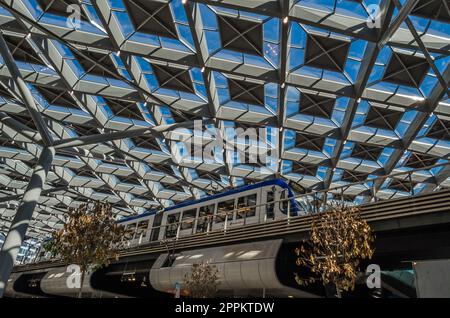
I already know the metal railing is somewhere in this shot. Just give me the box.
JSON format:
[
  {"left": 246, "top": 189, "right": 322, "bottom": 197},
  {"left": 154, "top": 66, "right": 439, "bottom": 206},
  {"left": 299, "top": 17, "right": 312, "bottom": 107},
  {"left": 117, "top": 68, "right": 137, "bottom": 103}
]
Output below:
[
  {"left": 122, "top": 205, "right": 267, "bottom": 248},
  {"left": 34, "top": 161, "right": 450, "bottom": 258},
  {"left": 24, "top": 183, "right": 450, "bottom": 267},
  {"left": 119, "top": 161, "right": 450, "bottom": 248}
]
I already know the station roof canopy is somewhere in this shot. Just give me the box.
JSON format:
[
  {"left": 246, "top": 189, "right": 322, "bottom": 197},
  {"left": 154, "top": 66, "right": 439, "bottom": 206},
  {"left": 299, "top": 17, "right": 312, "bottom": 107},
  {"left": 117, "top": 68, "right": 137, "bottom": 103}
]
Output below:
[{"left": 0, "top": 0, "right": 449, "bottom": 239}]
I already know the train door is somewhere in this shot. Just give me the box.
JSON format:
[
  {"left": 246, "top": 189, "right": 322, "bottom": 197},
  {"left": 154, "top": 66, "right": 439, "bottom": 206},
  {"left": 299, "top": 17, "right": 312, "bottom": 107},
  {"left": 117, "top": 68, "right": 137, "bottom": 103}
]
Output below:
[
  {"left": 196, "top": 204, "right": 215, "bottom": 233},
  {"left": 262, "top": 188, "right": 276, "bottom": 221},
  {"left": 162, "top": 212, "right": 181, "bottom": 239},
  {"left": 277, "top": 188, "right": 291, "bottom": 218},
  {"left": 123, "top": 222, "right": 137, "bottom": 247},
  {"left": 234, "top": 193, "right": 258, "bottom": 226},
  {"left": 134, "top": 219, "right": 150, "bottom": 245},
  {"left": 212, "top": 198, "right": 235, "bottom": 231},
  {"left": 151, "top": 212, "right": 163, "bottom": 241},
  {"left": 179, "top": 208, "right": 197, "bottom": 237}
]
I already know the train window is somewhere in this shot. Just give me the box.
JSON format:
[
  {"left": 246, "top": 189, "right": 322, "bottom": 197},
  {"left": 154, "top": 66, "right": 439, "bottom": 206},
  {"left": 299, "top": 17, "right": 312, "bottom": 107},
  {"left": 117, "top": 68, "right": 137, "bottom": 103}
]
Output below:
[
  {"left": 116, "top": 224, "right": 123, "bottom": 242},
  {"left": 197, "top": 204, "right": 215, "bottom": 232},
  {"left": 216, "top": 199, "right": 234, "bottom": 223},
  {"left": 266, "top": 191, "right": 275, "bottom": 219},
  {"left": 165, "top": 213, "right": 180, "bottom": 238},
  {"left": 281, "top": 189, "right": 289, "bottom": 212},
  {"left": 135, "top": 220, "right": 149, "bottom": 239},
  {"left": 236, "top": 194, "right": 257, "bottom": 219},
  {"left": 199, "top": 204, "right": 215, "bottom": 217},
  {"left": 181, "top": 209, "right": 197, "bottom": 230},
  {"left": 150, "top": 212, "right": 163, "bottom": 241},
  {"left": 124, "top": 223, "right": 136, "bottom": 240},
  {"left": 167, "top": 213, "right": 180, "bottom": 224}
]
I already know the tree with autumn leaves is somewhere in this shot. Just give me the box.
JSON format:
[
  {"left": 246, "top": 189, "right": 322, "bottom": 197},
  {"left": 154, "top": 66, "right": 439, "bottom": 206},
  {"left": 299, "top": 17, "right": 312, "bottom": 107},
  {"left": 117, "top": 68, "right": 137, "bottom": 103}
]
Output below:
[
  {"left": 44, "top": 202, "right": 125, "bottom": 298},
  {"left": 295, "top": 204, "right": 374, "bottom": 297},
  {"left": 183, "top": 260, "right": 220, "bottom": 298}
]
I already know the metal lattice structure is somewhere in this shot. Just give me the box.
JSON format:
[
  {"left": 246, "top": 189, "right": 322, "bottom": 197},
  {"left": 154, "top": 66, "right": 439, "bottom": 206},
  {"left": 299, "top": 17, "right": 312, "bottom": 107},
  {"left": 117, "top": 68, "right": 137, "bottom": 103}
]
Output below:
[{"left": 0, "top": 0, "right": 449, "bottom": 239}]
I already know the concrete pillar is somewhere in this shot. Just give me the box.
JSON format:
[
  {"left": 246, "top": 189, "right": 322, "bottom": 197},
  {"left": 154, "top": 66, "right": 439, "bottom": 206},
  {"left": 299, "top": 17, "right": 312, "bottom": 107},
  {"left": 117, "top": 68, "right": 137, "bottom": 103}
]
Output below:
[
  {"left": 0, "top": 147, "right": 54, "bottom": 297},
  {"left": 413, "top": 259, "right": 450, "bottom": 298}
]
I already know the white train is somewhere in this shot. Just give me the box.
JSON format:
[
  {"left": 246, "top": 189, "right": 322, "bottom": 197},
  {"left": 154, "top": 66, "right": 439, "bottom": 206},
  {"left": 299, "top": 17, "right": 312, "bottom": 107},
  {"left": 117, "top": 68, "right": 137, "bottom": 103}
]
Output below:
[
  {"left": 7, "top": 180, "right": 315, "bottom": 298},
  {"left": 117, "top": 179, "right": 302, "bottom": 246},
  {"left": 6, "top": 239, "right": 317, "bottom": 298}
]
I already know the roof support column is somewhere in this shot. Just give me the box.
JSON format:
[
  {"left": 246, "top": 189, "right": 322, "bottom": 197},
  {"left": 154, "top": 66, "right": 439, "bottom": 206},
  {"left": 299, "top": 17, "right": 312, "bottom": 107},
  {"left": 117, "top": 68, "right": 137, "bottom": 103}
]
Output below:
[
  {"left": 0, "top": 32, "right": 53, "bottom": 146},
  {"left": 0, "top": 112, "right": 42, "bottom": 145},
  {"left": 0, "top": 146, "right": 54, "bottom": 298}
]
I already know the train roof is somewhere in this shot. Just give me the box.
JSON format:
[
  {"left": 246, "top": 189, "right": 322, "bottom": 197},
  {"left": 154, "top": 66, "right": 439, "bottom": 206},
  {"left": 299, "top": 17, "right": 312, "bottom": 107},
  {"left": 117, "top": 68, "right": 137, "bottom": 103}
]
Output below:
[{"left": 117, "top": 178, "right": 293, "bottom": 224}]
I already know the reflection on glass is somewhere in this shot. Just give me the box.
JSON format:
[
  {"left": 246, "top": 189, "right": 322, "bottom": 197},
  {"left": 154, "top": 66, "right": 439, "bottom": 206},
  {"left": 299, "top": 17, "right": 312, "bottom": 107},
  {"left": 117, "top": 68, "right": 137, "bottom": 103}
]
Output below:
[
  {"left": 236, "top": 194, "right": 257, "bottom": 219},
  {"left": 280, "top": 189, "right": 289, "bottom": 212},
  {"left": 181, "top": 209, "right": 197, "bottom": 230},
  {"left": 165, "top": 213, "right": 180, "bottom": 238},
  {"left": 197, "top": 204, "right": 215, "bottom": 232},
  {"left": 135, "top": 220, "right": 149, "bottom": 239},
  {"left": 124, "top": 223, "right": 136, "bottom": 241},
  {"left": 267, "top": 191, "right": 275, "bottom": 219},
  {"left": 216, "top": 199, "right": 234, "bottom": 223}
]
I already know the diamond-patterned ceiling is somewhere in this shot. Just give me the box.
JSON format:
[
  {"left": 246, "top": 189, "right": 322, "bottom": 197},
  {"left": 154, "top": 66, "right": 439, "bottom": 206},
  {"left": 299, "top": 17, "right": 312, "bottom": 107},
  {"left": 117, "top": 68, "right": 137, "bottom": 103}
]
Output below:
[{"left": 0, "top": 0, "right": 449, "bottom": 239}]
